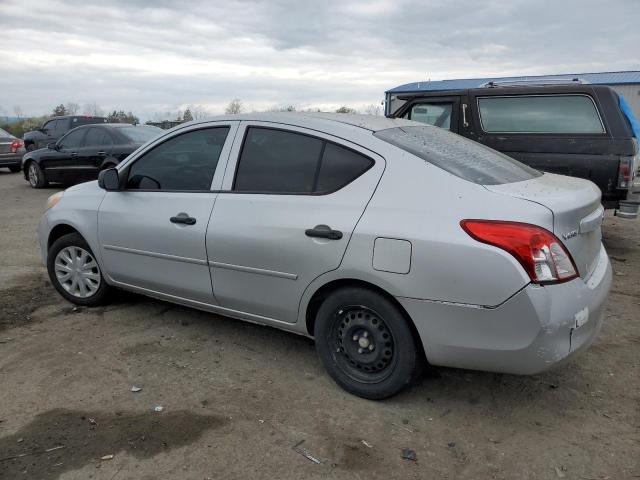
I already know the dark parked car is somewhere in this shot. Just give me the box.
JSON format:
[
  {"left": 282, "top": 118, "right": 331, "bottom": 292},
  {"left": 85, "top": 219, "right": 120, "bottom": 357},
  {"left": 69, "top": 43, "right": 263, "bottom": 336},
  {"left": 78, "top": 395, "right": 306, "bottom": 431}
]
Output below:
[
  {"left": 23, "top": 115, "right": 108, "bottom": 151},
  {"left": 22, "top": 123, "right": 163, "bottom": 188},
  {"left": 385, "top": 81, "right": 640, "bottom": 217},
  {"left": 0, "top": 127, "right": 26, "bottom": 172}
]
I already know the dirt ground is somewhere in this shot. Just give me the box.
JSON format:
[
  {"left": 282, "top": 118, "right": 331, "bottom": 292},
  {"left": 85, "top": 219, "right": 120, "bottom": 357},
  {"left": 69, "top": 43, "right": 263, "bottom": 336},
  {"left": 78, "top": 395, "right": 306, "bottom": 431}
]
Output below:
[{"left": 0, "top": 170, "right": 638, "bottom": 480}]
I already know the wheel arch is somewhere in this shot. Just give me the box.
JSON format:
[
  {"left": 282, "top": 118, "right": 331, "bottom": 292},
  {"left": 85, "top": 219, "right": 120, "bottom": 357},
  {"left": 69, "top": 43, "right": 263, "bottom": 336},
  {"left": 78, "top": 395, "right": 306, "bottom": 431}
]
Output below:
[
  {"left": 303, "top": 277, "right": 426, "bottom": 361},
  {"left": 48, "top": 223, "right": 81, "bottom": 250}
]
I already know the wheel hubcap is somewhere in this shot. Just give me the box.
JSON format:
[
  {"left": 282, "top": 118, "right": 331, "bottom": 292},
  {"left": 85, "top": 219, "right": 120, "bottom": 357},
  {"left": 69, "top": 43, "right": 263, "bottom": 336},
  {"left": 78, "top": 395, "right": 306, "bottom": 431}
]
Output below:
[
  {"left": 29, "top": 164, "right": 38, "bottom": 186},
  {"left": 330, "top": 306, "right": 395, "bottom": 382},
  {"left": 54, "top": 246, "right": 101, "bottom": 298}
]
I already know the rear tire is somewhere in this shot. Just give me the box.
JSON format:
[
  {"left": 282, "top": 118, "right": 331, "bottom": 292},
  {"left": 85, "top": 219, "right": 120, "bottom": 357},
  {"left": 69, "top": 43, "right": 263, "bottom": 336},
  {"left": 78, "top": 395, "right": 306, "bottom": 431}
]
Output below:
[
  {"left": 314, "top": 287, "right": 422, "bottom": 399},
  {"left": 27, "top": 162, "right": 47, "bottom": 188},
  {"left": 8, "top": 165, "right": 21, "bottom": 173},
  {"left": 47, "top": 232, "right": 111, "bottom": 306}
]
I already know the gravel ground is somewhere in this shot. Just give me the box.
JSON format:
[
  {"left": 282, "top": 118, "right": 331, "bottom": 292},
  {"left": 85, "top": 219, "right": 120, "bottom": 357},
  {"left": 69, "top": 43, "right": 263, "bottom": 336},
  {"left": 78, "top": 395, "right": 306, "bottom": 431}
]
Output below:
[{"left": 0, "top": 170, "right": 638, "bottom": 480}]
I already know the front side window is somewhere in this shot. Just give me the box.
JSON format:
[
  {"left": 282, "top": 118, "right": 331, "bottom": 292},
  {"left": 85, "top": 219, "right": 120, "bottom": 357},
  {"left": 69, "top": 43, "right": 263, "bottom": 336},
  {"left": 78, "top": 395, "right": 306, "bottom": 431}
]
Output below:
[
  {"left": 406, "top": 103, "right": 452, "bottom": 129},
  {"left": 233, "top": 127, "right": 374, "bottom": 194},
  {"left": 374, "top": 125, "right": 541, "bottom": 185},
  {"left": 84, "top": 127, "right": 113, "bottom": 146},
  {"left": 477, "top": 95, "right": 605, "bottom": 134},
  {"left": 126, "top": 127, "right": 230, "bottom": 191},
  {"left": 58, "top": 129, "right": 86, "bottom": 149},
  {"left": 52, "top": 120, "right": 68, "bottom": 137},
  {"left": 43, "top": 120, "right": 57, "bottom": 136}
]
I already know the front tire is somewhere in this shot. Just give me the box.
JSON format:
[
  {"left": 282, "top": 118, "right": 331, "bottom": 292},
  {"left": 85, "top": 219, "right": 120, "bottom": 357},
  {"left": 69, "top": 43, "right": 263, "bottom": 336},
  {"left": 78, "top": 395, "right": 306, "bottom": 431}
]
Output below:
[
  {"left": 314, "top": 287, "right": 422, "bottom": 399},
  {"left": 27, "top": 162, "right": 48, "bottom": 188},
  {"left": 47, "top": 233, "right": 111, "bottom": 306}
]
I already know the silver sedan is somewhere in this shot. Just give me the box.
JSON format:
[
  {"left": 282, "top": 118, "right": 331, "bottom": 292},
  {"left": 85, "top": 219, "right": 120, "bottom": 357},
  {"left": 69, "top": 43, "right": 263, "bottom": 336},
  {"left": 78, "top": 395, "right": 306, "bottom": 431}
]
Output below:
[{"left": 37, "top": 113, "right": 612, "bottom": 399}]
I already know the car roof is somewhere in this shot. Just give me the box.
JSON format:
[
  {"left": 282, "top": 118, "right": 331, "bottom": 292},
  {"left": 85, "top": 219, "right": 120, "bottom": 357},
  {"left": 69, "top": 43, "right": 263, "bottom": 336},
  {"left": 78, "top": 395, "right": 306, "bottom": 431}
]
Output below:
[{"left": 181, "top": 112, "right": 418, "bottom": 133}]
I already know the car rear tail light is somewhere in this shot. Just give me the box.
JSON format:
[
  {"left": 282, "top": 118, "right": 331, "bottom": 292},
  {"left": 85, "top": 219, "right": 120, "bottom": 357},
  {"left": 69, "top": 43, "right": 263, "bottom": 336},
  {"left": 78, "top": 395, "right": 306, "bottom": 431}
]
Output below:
[
  {"left": 10, "top": 139, "right": 24, "bottom": 153},
  {"left": 460, "top": 220, "right": 578, "bottom": 284}
]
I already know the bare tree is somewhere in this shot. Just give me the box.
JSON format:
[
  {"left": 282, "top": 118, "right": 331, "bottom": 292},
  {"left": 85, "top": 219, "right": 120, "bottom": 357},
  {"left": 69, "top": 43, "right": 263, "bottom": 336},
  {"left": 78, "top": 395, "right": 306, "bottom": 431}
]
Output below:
[
  {"left": 364, "top": 104, "right": 382, "bottom": 116},
  {"left": 65, "top": 102, "right": 80, "bottom": 115},
  {"left": 83, "top": 101, "right": 104, "bottom": 117},
  {"left": 225, "top": 99, "right": 243, "bottom": 115},
  {"left": 13, "top": 105, "right": 23, "bottom": 120},
  {"left": 191, "top": 105, "right": 207, "bottom": 120}
]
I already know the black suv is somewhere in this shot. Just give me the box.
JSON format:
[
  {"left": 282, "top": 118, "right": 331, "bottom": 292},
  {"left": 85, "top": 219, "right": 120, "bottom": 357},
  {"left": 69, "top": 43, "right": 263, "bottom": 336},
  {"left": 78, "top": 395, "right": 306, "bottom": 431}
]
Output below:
[
  {"left": 386, "top": 82, "right": 639, "bottom": 216},
  {"left": 23, "top": 115, "right": 108, "bottom": 151}
]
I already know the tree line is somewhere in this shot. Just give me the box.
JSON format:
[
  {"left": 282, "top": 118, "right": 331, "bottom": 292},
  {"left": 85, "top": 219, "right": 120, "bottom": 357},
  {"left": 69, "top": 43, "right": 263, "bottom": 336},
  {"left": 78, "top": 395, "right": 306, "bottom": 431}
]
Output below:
[{"left": 1, "top": 100, "right": 382, "bottom": 137}]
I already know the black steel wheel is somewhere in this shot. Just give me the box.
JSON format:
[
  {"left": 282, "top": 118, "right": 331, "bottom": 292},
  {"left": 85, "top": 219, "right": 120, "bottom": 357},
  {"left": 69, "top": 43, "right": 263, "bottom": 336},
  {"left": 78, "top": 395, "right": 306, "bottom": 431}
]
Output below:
[{"left": 315, "top": 287, "right": 422, "bottom": 399}]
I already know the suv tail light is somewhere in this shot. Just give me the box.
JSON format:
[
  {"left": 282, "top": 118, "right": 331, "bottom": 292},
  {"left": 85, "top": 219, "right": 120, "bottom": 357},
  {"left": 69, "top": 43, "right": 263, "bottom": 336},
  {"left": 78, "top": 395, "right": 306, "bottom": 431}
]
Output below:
[
  {"left": 460, "top": 220, "right": 578, "bottom": 284},
  {"left": 618, "top": 156, "right": 634, "bottom": 189},
  {"left": 10, "top": 139, "right": 24, "bottom": 153}
]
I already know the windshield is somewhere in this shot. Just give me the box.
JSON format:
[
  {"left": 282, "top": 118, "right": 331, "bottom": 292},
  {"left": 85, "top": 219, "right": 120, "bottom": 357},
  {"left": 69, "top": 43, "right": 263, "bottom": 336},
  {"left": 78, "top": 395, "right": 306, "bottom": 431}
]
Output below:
[
  {"left": 118, "top": 126, "right": 163, "bottom": 143},
  {"left": 374, "top": 125, "right": 541, "bottom": 185}
]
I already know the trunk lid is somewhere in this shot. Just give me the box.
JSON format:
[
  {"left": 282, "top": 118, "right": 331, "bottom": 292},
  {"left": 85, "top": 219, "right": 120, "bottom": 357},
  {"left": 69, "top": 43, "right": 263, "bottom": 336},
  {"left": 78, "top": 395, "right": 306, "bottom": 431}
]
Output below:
[
  {"left": 0, "top": 137, "right": 12, "bottom": 154},
  {"left": 485, "top": 173, "right": 603, "bottom": 279}
]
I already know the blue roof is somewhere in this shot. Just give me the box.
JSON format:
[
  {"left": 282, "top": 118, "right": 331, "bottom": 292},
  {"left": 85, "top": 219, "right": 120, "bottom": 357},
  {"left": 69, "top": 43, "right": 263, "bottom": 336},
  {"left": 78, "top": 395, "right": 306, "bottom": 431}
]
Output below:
[{"left": 387, "top": 71, "right": 640, "bottom": 94}]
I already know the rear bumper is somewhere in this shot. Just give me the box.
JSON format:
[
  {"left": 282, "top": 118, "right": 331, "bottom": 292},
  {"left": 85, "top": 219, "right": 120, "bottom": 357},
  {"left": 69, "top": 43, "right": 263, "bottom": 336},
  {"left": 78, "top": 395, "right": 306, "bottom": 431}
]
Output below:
[
  {"left": 0, "top": 152, "right": 23, "bottom": 166},
  {"left": 398, "top": 245, "right": 612, "bottom": 374}
]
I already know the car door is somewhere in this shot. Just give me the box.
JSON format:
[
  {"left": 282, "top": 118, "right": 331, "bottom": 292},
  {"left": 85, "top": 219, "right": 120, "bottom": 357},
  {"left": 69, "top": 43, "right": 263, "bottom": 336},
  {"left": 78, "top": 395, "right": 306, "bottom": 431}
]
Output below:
[
  {"left": 97, "top": 122, "right": 238, "bottom": 304},
  {"left": 81, "top": 127, "right": 115, "bottom": 173},
  {"left": 40, "top": 128, "right": 88, "bottom": 181},
  {"left": 206, "top": 122, "right": 385, "bottom": 323}
]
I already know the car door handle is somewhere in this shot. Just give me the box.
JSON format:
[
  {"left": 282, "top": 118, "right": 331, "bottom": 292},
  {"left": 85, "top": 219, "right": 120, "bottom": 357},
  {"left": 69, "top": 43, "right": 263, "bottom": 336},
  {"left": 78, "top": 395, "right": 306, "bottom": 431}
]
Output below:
[
  {"left": 170, "top": 213, "right": 196, "bottom": 225},
  {"left": 97, "top": 151, "right": 107, "bottom": 156},
  {"left": 70, "top": 152, "right": 77, "bottom": 157},
  {"left": 305, "top": 224, "right": 343, "bottom": 240}
]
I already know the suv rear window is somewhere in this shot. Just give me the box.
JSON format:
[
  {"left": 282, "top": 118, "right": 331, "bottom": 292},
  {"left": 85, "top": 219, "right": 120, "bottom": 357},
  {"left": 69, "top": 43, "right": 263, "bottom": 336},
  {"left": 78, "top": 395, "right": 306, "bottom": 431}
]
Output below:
[
  {"left": 374, "top": 125, "right": 541, "bottom": 185},
  {"left": 477, "top": 95, "right": 604, "bottom": 134}
]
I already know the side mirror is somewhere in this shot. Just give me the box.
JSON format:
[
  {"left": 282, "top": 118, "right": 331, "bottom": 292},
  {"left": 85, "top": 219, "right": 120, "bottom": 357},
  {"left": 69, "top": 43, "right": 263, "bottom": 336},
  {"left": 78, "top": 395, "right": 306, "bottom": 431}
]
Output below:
[
  {"left": 98, "top": 168, "right": 120, "bottom": 191},
  {"left": 46, "top": 142, "right": 56, "bottom": 150}
]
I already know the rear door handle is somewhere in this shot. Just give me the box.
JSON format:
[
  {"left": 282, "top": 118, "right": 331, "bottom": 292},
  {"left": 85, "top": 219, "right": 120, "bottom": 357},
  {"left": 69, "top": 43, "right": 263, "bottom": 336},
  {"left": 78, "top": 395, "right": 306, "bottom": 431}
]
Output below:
[
  {"left": 305, "top": 224, "right": 343, "bottom": 240},
  {"left": 170, "top": 213, "right": 196, "bottom": 225},
  {"left": 97, "top": 151, "right": 107, "bottom": 156},
  {"left": 70, "top": 152, "right": 77, "bottom": 157}
]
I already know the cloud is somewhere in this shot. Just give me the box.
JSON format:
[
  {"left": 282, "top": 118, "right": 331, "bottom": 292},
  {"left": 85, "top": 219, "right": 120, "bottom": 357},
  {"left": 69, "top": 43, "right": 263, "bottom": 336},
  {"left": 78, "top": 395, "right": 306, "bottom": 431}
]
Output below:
[{"left": 0, "top": 0, "right": 638, "bottom": 120}]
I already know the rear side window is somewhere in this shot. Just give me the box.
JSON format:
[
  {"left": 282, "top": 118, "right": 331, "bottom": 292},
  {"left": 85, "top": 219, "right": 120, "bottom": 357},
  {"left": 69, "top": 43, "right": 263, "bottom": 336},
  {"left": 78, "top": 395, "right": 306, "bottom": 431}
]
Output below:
[
  {"left": 406, "top": 103, "right": 452, "bottom": 129},
  {"left": 374, "top": 126, "right": 541, "bottom": 185},
  {"left": 234, "top": 127, "right": 373, "bottom": 194},
  {"left": 127, "top": 127, "right": 229, "bottom": 191},
  {"left": 84, "top": 127, "right": 112, "bottom": 146},
  {"left": 316, "top": 143, "right": 373, "bottom": 192},
  {"left": 477, "top": 95, "right": 604, "bottom": 134}
]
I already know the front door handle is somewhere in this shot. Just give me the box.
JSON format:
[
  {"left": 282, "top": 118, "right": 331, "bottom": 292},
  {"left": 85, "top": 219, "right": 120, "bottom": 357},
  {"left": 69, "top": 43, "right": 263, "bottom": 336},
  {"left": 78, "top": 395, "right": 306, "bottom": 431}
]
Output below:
[
  {"left": 305, "top": 224, "right": 343, "bottom": 240},
  {"left": 70, "top": 152, "right": 77, "bottom": 157},
  {"left": 170, "top": 213, "right": 196, "bottom": 225},
  {"left": 97, "top": 151, "right": 107, "bottom": 156}
]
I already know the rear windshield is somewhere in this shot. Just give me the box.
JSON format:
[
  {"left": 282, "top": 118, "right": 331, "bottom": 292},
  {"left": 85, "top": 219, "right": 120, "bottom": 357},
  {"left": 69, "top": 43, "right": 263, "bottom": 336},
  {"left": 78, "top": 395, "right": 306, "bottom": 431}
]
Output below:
[
  {"left": 374, "top": 125, "right": 541, "bottom": 185},
  {"left": 0, "top": 127, "right": 12, "bottom": 137},
  {"left": 118, "top": 126, "right": 163, "bottom": 143}
]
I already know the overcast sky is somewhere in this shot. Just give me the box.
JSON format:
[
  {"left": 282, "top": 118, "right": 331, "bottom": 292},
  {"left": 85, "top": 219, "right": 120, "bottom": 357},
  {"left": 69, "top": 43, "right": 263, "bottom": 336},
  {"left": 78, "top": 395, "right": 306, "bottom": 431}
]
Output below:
[{"left": 1, "top": 0, "right": 639, "bottom": 120}]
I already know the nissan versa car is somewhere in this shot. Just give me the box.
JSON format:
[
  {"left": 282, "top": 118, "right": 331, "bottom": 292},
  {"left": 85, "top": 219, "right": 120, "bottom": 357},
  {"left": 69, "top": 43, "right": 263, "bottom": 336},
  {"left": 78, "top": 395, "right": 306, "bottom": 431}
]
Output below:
[{"left": 37, "top": 113, "right": 612, "bottom": 399}]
